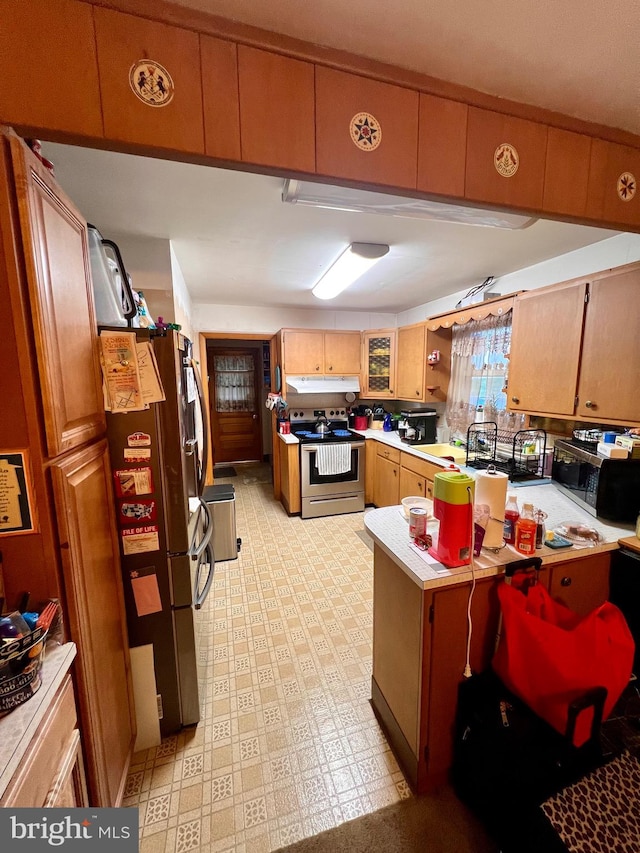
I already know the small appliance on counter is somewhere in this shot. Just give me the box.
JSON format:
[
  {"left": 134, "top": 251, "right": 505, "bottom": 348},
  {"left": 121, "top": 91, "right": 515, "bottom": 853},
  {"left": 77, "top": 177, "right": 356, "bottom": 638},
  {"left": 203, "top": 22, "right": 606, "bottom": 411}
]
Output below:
[
  {"left": 428, "top": 471, "right": 475, "bottom": 567},
  {"left": 400, "top": 408, "right": 437, "bottom": 445}
]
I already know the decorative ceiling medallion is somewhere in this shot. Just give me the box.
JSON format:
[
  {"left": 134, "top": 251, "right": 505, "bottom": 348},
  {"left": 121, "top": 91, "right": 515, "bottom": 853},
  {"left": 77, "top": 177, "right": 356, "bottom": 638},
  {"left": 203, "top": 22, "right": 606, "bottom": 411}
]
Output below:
[
  {"left": 129, "top": 60, "right": 174, "bottom": 107},
  {"left": 617, "top": 172, "right": 636, "bottom": 202},
  {"left": 494, "top": 143, "right": 519, "bottom": 177},
  {"left": 350, "top": 112, "right": 382, "bottom": 151}
]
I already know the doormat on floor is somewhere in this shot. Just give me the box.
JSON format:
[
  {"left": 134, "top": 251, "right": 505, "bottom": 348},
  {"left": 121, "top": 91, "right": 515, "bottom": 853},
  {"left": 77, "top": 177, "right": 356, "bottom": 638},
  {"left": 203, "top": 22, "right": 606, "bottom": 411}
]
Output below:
[{"left": 214, "top": 466, "right": 237, "bottom": 478}]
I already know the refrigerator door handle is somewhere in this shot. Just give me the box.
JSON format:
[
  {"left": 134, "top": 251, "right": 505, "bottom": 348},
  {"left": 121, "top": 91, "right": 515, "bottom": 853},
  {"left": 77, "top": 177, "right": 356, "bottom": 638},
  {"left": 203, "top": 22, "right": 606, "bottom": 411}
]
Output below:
[
  {"left": 190, "top": 357, "right": 210, "bottom": 496},
  {"left": 189, "top": 497, "right": 213, "bottom": 560},
  {"left": 193, "top": 540, "right": 215, "bottom": 609}
]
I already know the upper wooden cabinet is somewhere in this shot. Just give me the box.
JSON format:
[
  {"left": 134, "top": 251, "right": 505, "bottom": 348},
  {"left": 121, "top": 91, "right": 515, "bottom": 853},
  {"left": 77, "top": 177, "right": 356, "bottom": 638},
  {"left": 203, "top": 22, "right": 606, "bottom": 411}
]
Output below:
[
  {"left": 543, "top": 127, "right": 592, "bottom": 218},
  {"left": 200, "top": 36, "right": 241, "bottom": 161},
  {"left": 465, "top": 107, "right": 548, "bottom": 210},
  {"left": 9, "top": 136, "right": 105, "bottom": 457},
  {"left": 315, "top": 67, "right": 419, "bottom": 189},
  {"left": 576, "top": 266, "right": 640, "bottom": 423},
  {"left": 362, "top": 330, "right": 397, "bottom": 398},
  {"left": 0, "top": 0, "right": 103, "bottom": 138},
  {"left": 508, "top": 262, "right": 640, "bottom": 424},
  {"left": 586, "top": 139, "right": 640, "bottom": 227},
  {"left": 508, "top": 280, "right": 586, "bottom": 417},
  {"left": 396, "top": 323, "right": 427, "bottom": 401},
  {"left": 281, "top": 330, "right": 361, "bottom": 375},
  {"left": 238, "top": 46, "right": 315, "bottom": 172},
  {"left": 417, "top": 95, "right": 467, "bottom": 197},
  {"left": 94, "top": 7, "right": 205, "bottom": 154}
]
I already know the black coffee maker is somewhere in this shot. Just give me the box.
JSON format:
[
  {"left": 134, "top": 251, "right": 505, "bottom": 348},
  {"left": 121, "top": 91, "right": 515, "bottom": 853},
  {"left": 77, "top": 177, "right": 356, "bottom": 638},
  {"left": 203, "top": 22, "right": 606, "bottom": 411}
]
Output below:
[{"left": 399, "top": 408, "right": 437, "bottom": 445}]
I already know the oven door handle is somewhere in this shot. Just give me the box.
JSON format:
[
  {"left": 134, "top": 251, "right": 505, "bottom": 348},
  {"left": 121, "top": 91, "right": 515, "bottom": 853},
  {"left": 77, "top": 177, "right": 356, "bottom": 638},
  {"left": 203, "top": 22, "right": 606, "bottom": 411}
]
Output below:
[{"left": 302, "top": 442, "right": 365, "bottom": 452}]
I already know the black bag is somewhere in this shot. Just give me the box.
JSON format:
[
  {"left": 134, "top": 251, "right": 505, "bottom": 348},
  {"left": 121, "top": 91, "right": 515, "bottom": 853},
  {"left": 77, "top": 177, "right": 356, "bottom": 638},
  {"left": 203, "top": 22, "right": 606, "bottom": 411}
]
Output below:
[{"left": 452, "top": 669, "right": 606, "bottom": 852}]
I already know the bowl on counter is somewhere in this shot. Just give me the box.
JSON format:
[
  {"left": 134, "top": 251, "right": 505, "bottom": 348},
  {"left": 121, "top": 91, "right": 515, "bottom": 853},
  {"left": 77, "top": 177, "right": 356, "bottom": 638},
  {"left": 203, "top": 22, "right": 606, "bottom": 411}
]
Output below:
[{"left": 401, "top": 496, "right": 433, "bottom": 519}]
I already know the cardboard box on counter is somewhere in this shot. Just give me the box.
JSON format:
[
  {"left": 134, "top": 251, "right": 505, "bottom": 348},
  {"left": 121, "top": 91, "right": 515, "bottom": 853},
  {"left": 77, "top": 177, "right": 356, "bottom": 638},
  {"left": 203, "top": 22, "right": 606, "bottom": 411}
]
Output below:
[{"left": 614, "top": 435, "right": 640, "bottom": 459}]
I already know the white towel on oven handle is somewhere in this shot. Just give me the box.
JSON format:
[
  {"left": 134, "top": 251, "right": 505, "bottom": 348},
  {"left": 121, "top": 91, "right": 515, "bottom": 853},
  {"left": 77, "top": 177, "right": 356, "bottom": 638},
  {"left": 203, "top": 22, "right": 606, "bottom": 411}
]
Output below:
[{"left": 315, "top": 443, "right": 351, "bottom": 476}]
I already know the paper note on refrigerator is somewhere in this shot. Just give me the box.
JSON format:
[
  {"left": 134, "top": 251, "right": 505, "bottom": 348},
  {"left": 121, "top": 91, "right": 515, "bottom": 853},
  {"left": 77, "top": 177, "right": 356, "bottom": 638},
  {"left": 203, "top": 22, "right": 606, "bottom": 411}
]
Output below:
[
  {"left": 100, "top": 330, "right": 145, "bottom": 413},
  {"left": 136, "top": 342, "right": 166, "bottom": 404}
]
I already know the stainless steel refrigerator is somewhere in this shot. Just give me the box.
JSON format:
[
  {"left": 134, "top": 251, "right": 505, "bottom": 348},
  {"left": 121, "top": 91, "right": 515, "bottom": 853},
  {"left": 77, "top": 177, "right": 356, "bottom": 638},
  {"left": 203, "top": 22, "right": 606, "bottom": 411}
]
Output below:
[{"left": 105, "top": 329, "right": 213, "bottom": 736}]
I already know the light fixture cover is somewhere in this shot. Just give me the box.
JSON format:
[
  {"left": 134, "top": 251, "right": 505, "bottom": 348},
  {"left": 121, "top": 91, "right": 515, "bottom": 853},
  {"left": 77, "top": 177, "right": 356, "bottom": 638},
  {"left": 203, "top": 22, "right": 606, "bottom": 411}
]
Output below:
[
  {"left": 312, "top": 242, "right": 389, "bottom": 300},
  {"left": 283, "top": 179, "right": 537, "bottom": 229}
]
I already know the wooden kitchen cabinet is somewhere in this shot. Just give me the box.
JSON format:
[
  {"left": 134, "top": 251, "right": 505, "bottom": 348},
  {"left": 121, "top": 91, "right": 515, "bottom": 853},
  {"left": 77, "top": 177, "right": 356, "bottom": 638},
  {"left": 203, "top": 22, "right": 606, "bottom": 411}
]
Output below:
[
  {"left": 399, "top": 452, "right": 441, "bottom": 501},
  {"left": 587, "top": 138, "right": 640, "bottom": 228},
  {"left": 547, "top": 553, "right": 610, "bottom": 616},
  {"left": 465, "top": 107, "right": 548, "bottom": 211},
  {"left": 0, "top": 0, "right": 103, "bottom": 139},
  {"left": 1, "top": 675, "right": 88, "bottom": 808},
  {"left": 396, "top": 323, "right": 427, "bottom": 401},
  {"left": 374, "top": 446, "right": 400, "bottom": 507},
  {"left": 543, "top": 127, "right": 592, "bottom": 218},
  {"left": 201, "top": 35, "right": 241, "bottom": 161},
  {"left": 575, "top": 265, "right": 640, "bottom": 423},
  {"left": 508, "top": 262, "right": 640, "bottom": 424},
  {"left": 315, "top": 66, "right": 419, "bottom": 190},
  {"left": 281, "top": 329, "right": 361, "bottom": 375},
  {"left": 362, "top": 330, "right": 396, "bottom": 398},
  {"left": 417, "top": 94, "right": 468, "bottom": 198},
  {"left": 508, "top": 279, "right": 587, "bottom": 416},
  {"left": 279, "top": 440, "right": 301, "bottom": 514},
  {"left": 238, "top": 46, "right": 315, "bottom": 173},
  {"left": 94, "top": 7, "right": 205, "bottom": 154},
  {"left": 365, "top": 439, "right": 377, "bottom": 505}
]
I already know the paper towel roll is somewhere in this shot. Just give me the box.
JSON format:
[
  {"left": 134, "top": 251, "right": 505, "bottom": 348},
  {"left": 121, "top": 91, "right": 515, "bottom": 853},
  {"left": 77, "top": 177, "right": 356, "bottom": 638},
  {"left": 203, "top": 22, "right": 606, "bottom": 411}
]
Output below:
[{"left": 474, "top": 468, "right": 509, "bottom": 548}]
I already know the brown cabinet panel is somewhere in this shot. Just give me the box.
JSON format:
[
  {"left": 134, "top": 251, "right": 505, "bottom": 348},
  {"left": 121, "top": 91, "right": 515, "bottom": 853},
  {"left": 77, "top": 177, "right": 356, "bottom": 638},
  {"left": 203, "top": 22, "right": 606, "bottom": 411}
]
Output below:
[
  {"left": 374, "top": 454, "right": 399, "bottom": 507},
  {"left": 94, "top": 7, "right": 204, "bottom": 154},
  {"left": 508, "top": 281, "right": 586, "bottom": 416},
  {"left": 577, "top": 268, "right": 640, "bottom": 423},
  {"left": 363, "top": 330, "right": 396, "bottom": 398},
  {"left": 50, "top": 441, "right": 135, "bottom": 806},
  {"left": 9, "top": 137, "right": 105, "bottom": 457},
  {"left": 548, "top": 553, "right": 610, "bottom": 617},
  {"left": 324, "top": 331, "right": 361, "bottom": 374},
  {"left": 201, "top": 35, "right": 241, "bottom": 161},
  {"left": 316, "top": 66, "right": 419, "bottom": 189},
  {"left": 399, "top": 466, "right": 427, "bottom": 502},
  {"left": 543, "top": 127, "right": 591, "bottom": 217},
  {"left": 396, "top": 324, "right": 427, "bottom": 401},
  {"left": 238, "top": 46, "right": 315, "bottom": 172},
  {"left": 586, "top": 139, "right": 640, "bottom": 227},
  {"left": 417, "top": 95, "right": 467, "bottom": 197},
  {"left": 283, "top": 330, "right": 325, "bottom": 374},
  {"left": 465, "top": 107, "right": 548, "bottom": 210},
  {"left": 0, "top": 0, "right": 103, "bottom": 138}
]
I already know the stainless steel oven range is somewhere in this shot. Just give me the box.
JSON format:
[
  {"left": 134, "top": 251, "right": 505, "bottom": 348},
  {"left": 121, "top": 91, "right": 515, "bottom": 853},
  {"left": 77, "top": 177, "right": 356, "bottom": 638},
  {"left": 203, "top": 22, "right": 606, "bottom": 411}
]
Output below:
[{"left": 291, "top": 407, "right": 365, "bottom": 519}]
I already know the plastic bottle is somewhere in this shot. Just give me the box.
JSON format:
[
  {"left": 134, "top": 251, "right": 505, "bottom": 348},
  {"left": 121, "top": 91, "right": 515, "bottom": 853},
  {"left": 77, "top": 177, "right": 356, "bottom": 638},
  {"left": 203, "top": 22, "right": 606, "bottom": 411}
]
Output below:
[
  {"left": 503, "top": 494, "right": 520, "bottom": 545},
  {"left": 515, "top": 503, "right": 537, "bottom": 555}
]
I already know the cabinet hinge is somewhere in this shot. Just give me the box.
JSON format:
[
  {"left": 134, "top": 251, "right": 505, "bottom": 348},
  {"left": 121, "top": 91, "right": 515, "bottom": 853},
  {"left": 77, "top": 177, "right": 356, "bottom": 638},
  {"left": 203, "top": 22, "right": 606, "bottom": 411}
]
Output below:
[
  {"left": 428, "top": 603, "right": 434, "bottom": 623},
  {"left": 157, "top": 694, "right": 164, "bottom": 720},
  {"left": 423, "top": 745, "right": 430, "bottom": 765},
  {"left": 585, "top": 284, "right": 590, "bottom": 303},
  {"left": 575, "top": 396, "right": 579, "bottom": 408}
]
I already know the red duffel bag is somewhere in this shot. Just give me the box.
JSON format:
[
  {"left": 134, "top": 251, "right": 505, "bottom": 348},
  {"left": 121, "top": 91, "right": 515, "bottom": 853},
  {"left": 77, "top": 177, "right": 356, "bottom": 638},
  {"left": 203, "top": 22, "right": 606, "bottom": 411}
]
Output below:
[{"left": 492, "top": 577, "right": 635, "bottom": 746}]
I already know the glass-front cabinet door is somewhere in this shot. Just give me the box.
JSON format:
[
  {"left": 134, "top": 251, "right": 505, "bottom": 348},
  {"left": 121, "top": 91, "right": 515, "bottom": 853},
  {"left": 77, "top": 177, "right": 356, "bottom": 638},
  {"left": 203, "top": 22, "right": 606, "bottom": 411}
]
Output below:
[{"left": 363, "top": 330, "right": 396, "bottom": 398}]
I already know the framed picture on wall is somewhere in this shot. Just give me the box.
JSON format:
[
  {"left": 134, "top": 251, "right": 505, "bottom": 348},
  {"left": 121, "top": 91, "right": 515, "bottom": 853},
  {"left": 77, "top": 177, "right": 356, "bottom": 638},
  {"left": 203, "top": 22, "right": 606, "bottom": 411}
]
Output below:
[{"left": 0, "top": 449, "right": 38, "bottom": 536}]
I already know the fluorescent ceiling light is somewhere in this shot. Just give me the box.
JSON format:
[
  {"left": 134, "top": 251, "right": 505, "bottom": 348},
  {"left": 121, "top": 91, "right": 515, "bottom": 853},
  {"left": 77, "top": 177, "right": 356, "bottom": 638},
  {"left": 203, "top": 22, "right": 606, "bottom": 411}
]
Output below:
[
  {"left": 312, "top": 243, "right": 390, "bottom": 300},
  {"left": 283, "top": 179, "right": 537, "bottom": 229}
]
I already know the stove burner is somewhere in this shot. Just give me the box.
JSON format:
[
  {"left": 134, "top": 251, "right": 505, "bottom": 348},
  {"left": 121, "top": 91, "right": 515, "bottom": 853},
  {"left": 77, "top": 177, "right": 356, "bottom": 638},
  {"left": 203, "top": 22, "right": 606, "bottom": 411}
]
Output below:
[{"left": 333, "top": 430, "right": 352, "bottom": 437}]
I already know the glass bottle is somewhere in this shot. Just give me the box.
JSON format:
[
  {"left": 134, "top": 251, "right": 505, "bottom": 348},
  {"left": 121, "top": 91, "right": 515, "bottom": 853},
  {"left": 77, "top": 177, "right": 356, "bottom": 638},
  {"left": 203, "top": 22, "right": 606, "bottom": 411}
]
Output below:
[
  {"left": 503, "top": 494, "right": 520, "bottom": 545},
  {"left": 515, "top": 503, "right": 537, "bottom": 556}
]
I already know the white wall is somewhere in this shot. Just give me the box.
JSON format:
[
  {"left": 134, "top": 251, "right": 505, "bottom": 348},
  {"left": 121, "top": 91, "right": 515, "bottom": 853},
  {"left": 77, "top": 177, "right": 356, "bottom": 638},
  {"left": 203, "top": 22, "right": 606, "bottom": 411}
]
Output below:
[
  {"left": 170, "top": 245, "right": 194, "bottom": 342},
  {"left": 115, "top": 234, "right": 174, "bottom": 326},
  {"left": 191, "top": 304, "right": 395, "bottom": 334},
  {"left": 397, "top": 232, "right": 640, "bottom": 325}
]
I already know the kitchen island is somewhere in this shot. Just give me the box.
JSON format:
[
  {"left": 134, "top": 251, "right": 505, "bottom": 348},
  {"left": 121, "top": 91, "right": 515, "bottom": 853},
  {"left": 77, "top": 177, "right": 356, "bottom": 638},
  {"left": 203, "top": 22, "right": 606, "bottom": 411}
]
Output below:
[{"left": 364, "top": 485, "right": 633, "bottom": 792}]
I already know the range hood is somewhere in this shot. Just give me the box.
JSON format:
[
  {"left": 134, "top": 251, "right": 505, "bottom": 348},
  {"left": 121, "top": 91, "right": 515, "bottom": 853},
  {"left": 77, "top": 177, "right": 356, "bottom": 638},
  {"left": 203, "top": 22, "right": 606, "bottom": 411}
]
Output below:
[{"left": 286, "top": 375, "right": 361, "bottom": 394}]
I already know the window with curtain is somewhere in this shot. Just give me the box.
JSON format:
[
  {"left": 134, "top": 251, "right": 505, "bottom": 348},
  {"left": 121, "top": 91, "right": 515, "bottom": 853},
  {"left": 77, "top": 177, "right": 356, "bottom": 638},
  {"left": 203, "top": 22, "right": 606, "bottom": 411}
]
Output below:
[{"left": 445, "top": 312, "right": 525, "bottom": 439}]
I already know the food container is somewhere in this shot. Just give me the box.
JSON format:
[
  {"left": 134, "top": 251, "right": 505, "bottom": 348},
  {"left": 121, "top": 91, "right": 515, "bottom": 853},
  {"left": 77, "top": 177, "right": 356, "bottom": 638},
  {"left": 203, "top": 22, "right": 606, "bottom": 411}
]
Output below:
[
  {"left": 401, "top": 495, "right": 432, "bottom": 519},
  {"left": 0, "top": 626, "right": 48, "bottom": 717},
  {"left": 615, "top": 435, "right": 640, "bottom": 459},
  {"left": 353, "top": 415, "right": 370, "bottom": 430}
]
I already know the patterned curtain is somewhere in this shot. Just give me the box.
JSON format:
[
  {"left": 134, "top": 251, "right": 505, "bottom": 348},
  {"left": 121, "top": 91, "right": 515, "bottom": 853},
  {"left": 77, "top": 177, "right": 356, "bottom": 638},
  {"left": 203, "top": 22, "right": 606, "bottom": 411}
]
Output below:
[{"left": 445, "top": 312, "right": 525, "bottom": 440}]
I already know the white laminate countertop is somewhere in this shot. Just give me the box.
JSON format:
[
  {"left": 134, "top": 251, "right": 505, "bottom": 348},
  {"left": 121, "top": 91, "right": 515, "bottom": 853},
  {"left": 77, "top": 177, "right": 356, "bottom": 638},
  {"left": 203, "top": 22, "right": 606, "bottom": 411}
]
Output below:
[
  {"left": 364, "top": 482, "right": 634, "bottom": 590},
  {"left": 0, "top": 642, "right": 76, "bottom": 801}
]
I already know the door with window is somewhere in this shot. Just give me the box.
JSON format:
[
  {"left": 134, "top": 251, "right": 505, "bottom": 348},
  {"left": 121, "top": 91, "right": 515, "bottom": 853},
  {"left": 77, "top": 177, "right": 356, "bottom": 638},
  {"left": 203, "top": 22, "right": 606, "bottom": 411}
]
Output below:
[{"left": 208, "top": 348, "right": 262, "bottom": 464}]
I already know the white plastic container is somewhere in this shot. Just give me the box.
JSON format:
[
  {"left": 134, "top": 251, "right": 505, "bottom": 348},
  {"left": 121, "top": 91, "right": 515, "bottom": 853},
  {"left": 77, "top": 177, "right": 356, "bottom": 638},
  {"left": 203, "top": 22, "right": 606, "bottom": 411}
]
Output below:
[{"left": 88, "top": 225, "right": 136, "bottom": 326}]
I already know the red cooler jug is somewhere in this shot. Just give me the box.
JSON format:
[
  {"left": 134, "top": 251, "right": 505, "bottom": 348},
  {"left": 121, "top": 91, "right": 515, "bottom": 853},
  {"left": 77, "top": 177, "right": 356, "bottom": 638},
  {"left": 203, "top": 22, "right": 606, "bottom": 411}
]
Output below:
[{"left": 429, "top": 471, "right": 475, "bottom": 567}]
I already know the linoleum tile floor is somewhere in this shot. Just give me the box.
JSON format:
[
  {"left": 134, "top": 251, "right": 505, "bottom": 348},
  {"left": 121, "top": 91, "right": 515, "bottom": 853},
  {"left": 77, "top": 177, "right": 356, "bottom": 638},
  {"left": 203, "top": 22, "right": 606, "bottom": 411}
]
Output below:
[{"left": 124, "top": 464, "right": 410, "bottom": 853}]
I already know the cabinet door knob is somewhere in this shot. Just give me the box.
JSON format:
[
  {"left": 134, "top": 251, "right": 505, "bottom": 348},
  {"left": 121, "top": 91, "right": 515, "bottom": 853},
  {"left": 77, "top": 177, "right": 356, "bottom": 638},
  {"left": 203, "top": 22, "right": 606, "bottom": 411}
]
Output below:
[
  {"left": 416, "top": 390, "right": 420, "bottom": 396},
  {"left": 511, "top": 396, "right": 520, "bottom": 404},
  {"left": 328, "top": 365, "right": 333, "bottom": 371},
  {"left": 389, "top": 389, "right": 393, "bottom": 394},
  {"left": 585, "top": 400, "right": 595, "bottom": 409},
  {"left": 315, "top": 365, "right": 320, "bottom": 371},
  {"left": 561, "top": 576, "right": 572, "bottom": 587}
]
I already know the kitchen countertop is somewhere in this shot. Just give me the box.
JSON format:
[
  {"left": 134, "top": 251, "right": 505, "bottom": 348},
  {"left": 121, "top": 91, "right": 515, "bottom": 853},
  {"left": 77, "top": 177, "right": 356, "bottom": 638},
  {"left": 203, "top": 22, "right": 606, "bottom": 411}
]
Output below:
[
  {"left": 364, "top": 482, "right": 634, "bottom": 590},
  {"left": 0, "top": 642, "right": 76, "bottom": 801}
]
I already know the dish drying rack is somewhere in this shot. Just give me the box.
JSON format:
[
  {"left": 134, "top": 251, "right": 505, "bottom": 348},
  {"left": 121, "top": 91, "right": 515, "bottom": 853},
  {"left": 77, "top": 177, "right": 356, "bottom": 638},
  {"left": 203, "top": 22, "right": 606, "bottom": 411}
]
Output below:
[{"left": 465, "top": 422, "right": 548, "bottom": 481}]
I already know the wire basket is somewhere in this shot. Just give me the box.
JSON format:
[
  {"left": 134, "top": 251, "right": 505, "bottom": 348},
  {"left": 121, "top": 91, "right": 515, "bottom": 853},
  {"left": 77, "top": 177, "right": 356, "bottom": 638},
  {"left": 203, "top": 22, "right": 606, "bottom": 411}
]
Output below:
[
  {"left": 0, "top": 626, "right": 48, "bottom": 717},
  {"left": 465, "top": 422, "right": 547, "bottom": 481}
]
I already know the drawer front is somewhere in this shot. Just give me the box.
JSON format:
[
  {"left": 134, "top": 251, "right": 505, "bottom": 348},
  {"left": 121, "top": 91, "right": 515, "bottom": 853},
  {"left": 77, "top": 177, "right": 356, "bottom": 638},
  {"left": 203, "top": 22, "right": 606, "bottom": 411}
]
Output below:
[
  {"left": 401, "top": 452, "right": 441, "bottom": 481},
  {"left": 376, "top": 443, "right": 401, "bottom": 463},
  {"left": 1, "top": 676, "right": 77, "bottom": 807}
]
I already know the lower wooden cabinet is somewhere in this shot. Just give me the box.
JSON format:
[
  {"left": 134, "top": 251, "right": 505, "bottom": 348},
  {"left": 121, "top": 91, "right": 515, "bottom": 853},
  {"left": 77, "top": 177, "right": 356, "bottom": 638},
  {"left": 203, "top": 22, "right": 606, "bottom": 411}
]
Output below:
[
  {"left": 372, "top": 549, "right": 611, "bottom": 792},
  {"left": 279, "top": 441, "right": 301, "bottom": 514},
  {"left": 1, "top": 676, "right": 88, "bottom": 808},
  {"left": 373, "top": 445, "right": 400, "bottom": 507}
]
